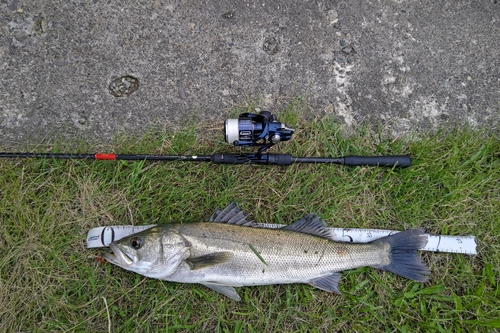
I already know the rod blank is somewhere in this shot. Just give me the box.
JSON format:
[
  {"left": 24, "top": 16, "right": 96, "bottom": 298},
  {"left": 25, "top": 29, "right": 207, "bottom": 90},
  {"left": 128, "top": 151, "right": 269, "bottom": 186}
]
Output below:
[{"left": 0, "top": 152, "right": 411, "bottom": 167}]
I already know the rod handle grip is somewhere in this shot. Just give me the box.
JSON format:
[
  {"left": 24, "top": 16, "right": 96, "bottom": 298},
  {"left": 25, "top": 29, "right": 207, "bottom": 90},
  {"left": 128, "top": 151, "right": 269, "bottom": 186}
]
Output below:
[{"left": 343, "top": 155, "right": 411, "bottom": 167}]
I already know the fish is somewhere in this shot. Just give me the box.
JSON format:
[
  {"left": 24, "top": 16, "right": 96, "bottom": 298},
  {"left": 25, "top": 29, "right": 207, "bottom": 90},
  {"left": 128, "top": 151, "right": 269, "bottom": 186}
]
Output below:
[{"left": 103, "top": 203, "right": 429, "bottom": 301}]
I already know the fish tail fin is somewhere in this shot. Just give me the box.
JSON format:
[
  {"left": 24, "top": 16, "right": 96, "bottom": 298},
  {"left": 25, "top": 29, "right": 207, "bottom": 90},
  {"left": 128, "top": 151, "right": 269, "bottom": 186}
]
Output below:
[{"left": 374, "top": 229, "right": 430, "bottom": 282}]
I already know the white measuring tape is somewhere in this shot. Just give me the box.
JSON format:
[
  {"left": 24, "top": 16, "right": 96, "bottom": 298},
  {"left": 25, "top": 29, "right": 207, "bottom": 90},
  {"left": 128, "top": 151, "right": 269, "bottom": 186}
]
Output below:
[{"left": 86, "top": 224, "right": 477, "bottom": 255}]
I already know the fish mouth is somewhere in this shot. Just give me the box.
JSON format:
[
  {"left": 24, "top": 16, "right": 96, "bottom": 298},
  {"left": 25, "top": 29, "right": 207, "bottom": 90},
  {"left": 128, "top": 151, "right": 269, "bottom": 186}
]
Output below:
[{"left": 103, "top": 243, "right": 135, "bottom": 267}]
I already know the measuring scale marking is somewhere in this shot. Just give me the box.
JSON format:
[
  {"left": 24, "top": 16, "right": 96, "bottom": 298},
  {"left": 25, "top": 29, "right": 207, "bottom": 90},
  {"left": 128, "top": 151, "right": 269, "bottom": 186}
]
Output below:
[{"left": 87, "top": 224, "right": 477, "bottom": 255}]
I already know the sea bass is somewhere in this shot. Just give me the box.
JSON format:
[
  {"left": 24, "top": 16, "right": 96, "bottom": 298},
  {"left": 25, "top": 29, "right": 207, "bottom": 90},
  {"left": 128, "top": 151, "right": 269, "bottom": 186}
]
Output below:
[{"left": 103, "top": 203, "right": 429, "bottom": 301}]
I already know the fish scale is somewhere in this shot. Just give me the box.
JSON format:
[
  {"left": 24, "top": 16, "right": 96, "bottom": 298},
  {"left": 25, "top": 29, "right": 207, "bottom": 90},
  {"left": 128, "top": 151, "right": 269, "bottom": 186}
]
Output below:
[{"left": 175, "top": 222, "right": 388, "bottom": 284}]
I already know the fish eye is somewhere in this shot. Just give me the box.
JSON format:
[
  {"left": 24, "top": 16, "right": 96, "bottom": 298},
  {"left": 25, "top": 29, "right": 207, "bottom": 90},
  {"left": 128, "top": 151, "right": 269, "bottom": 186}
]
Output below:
[{"left": 129, "top": 237, "right": 142, "bottom": 249}]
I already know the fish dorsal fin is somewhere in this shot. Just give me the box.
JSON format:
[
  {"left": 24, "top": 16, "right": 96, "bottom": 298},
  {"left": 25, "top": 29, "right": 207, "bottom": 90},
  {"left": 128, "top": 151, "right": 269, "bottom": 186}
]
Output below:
[
  {"left": 206, "top": 202, "right": 256, "bottom": 227},
  {"left": 283, "top": 214, "right": 333, "bottom": 239}
]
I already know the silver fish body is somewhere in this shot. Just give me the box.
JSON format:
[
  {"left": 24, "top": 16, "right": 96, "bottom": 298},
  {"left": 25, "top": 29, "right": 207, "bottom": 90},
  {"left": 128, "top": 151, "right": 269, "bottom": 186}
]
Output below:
[{"left": 104, "top": 203, "right": 429, "bottom": 301}]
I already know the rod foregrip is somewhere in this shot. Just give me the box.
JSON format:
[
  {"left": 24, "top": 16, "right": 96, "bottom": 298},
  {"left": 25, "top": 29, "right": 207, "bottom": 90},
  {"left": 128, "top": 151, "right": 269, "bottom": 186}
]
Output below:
[{"left": 342, "top": 155, "right": 411, "bottom": 167}]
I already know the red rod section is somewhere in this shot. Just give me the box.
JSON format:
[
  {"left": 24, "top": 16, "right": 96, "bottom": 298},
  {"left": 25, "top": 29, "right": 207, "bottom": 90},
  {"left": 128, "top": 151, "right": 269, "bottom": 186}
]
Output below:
[{"left": 94, "top": 153, "right": 117, "bottom": 160}]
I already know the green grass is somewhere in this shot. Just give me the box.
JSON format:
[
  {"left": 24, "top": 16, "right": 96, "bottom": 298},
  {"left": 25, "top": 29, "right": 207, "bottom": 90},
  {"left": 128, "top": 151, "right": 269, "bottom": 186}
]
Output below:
[{"left": 1, "top": 104, "right": 499, "bottom": 332}]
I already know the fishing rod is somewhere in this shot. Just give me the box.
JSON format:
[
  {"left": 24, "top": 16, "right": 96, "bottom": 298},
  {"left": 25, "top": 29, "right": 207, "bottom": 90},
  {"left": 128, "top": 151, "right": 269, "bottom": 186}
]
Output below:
[{"left": 0, "top": 111, "right": 411, "bottom": 167}]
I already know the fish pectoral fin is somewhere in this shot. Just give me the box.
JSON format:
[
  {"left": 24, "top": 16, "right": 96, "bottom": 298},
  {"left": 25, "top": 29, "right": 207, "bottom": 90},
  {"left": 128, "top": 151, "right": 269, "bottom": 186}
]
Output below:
[
  {"left": 308, "top": 273, "right": 342, "bottom": 294},
  {"left": 201, "top": 282, "right": 241, "bottom": 301},
  {"left": 185, "top": 252, "right": 233, "bottom": 270}
]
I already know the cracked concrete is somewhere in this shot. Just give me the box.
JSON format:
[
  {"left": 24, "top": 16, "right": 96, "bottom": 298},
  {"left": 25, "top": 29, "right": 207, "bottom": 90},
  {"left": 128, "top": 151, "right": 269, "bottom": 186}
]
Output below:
[{"left": 1, "top": 0, "right": 499, "bottom": 144}]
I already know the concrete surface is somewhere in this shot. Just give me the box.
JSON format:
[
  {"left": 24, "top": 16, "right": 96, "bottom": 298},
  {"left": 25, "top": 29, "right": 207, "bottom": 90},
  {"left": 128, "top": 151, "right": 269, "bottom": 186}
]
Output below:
[{"left": 1, "top": 0, "right": 499, "bottom": 144}]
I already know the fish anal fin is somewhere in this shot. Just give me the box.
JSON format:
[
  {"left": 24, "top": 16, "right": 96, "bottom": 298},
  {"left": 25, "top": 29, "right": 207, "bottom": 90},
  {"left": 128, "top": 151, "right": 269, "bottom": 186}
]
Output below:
[
  {"left": 186, "top": 252, "right": 233, "bottom": 270},
  {"left": 308, "top": 273, "right": 342, "bottom": 294},
  {"left": 201, "top": 282, "right": 241, "bottom": 301},
  {"left": 283, "top": 214, "right": 333, "bottom": 240}
]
